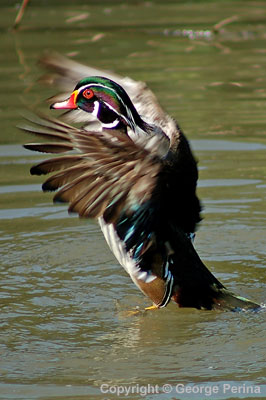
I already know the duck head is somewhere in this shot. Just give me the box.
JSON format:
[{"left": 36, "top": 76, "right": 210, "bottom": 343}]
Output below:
[{"left": 51, "top": 76, "right": 145, "bottom": 132}]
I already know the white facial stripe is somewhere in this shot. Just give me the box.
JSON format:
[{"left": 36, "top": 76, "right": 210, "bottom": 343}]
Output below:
[
  {"left": 103, "top": 101, "right": 130, "bottom": 126},
  {"left": 92, "top": 99, "right": 121, "bottom": 128},
  {"left": 89, "top": 98, "right": 120, "bottom": 129},
  {"left": 91, "top": 100, "right": 100, "bottom": 118},
  {"left": 77, "top": 82, "right": 133, "bottom": 125},
  {"left": 102, "top": 119, "right": 120, "bottom": 129},
  {"left": 102, "top": 100, "right": 117, "bottom": 113},
  {"left": 77, "top": 82, "right": 147, "bottom": 134}
]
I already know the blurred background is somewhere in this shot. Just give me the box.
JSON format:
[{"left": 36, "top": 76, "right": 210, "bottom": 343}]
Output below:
[{"left": 0, "top": 1, "right": 266, "bottom": 400}]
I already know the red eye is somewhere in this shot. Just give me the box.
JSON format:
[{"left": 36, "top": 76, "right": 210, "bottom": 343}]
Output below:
[{"left": 83, "top": 88, "right": 94, "bottom": 99}]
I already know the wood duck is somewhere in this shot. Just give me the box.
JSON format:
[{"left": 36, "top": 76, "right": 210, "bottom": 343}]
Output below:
[{"left": 22, "top": 53, "right": 260, "bottom": 311}]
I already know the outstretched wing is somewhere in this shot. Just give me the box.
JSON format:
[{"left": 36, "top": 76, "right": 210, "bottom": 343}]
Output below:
[
  {"left": 21, "top": 113, "right": 177, "bottom": 306},
  {"left": 22, "top": 113, "right": 161, "bottom": 221},
  {"left": 39, "top": 52, "right": 177, "bottom": 140}
]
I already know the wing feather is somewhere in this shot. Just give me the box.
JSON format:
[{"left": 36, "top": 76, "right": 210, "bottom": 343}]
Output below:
[
  {"left": 24, "top": 142, "right": 73, "bottom": 153},
  {"left": 30, "top": 155, "right": 87, "bottom": 175},
  {"left": 22, "top": 113, "right": 161, "bottom": 226}
]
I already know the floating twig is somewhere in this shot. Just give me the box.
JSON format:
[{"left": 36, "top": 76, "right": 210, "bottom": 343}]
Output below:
[
  {"left": 13, "top": 0, "right": 30, "bottom": 29},
  {"left": 213, "top": 15, "right": 239, "bottom": 33}
]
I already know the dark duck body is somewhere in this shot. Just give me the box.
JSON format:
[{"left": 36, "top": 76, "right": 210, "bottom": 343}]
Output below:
[{"left": 22, "top": 53, "right": 260, "bottom": 311}]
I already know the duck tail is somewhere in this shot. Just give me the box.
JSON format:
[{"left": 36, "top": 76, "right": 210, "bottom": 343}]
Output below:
[
  {"left": 171, "top": 273, "right": 261, "bottom": 312},
  {"left": 169, "top": 227, "right": 261, "bottom": 311},
  {"left": 212, "top": 288, "right": 261, "bottom": 311}
]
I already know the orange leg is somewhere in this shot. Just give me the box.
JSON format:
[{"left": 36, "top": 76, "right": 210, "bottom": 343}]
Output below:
[{"left": 145, "top": 304, "right": 159, "bottom": 311}]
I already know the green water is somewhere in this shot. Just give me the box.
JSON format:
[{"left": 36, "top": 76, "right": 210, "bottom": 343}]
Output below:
[{"left": 0, "top": 1, "right": 265, "bottom": 399}]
